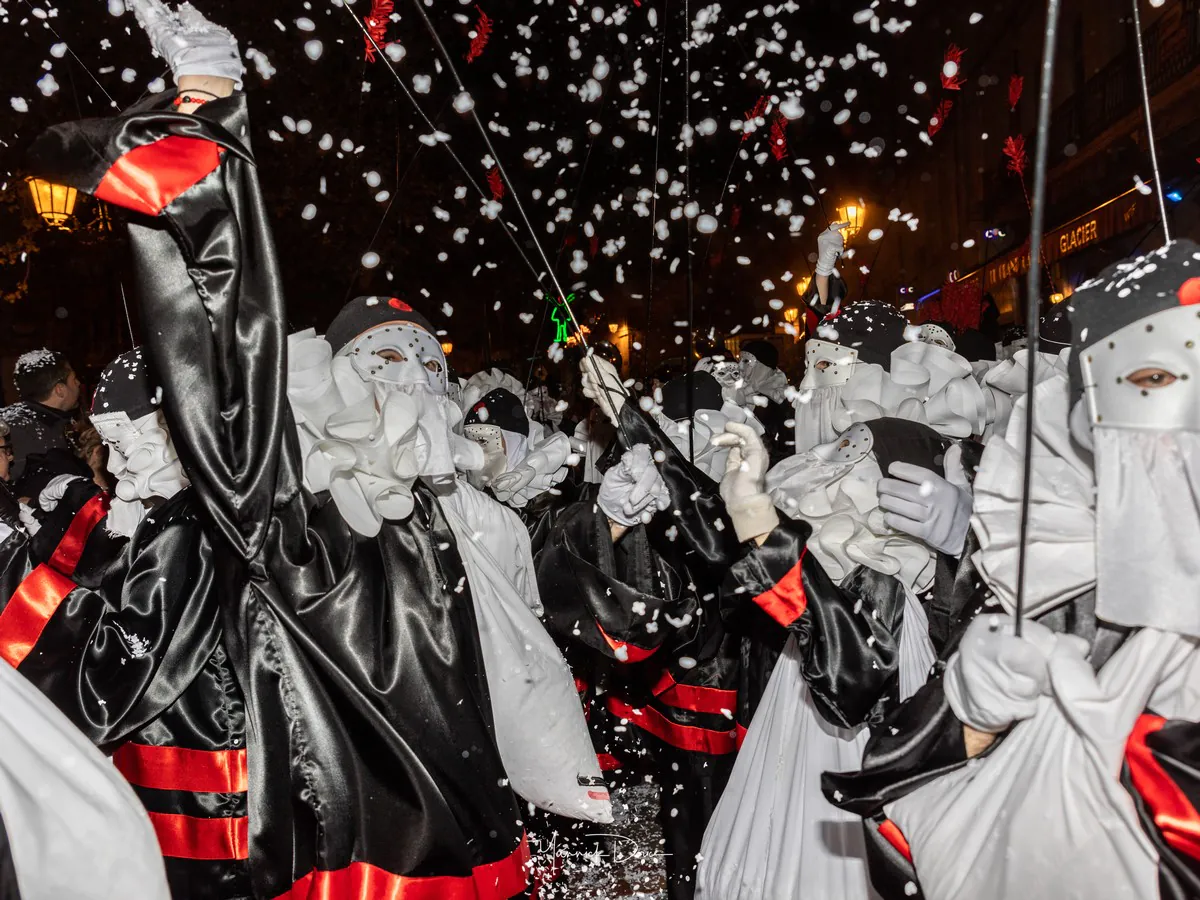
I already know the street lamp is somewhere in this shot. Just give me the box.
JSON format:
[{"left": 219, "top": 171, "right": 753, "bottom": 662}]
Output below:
[
  {"left": 27, "top": 177, "right": 78, "bottom": 229},
  {"left": 794, "top": 275, "right": 812, "bottom": 297},
  {"left": 834, "top": 202, "right": 867, "bottom": 243},
  {"left": 440, "top": 341, "right": 454, "bottom": 355}
]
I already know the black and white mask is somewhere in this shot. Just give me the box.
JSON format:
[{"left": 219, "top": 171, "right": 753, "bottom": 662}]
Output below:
[
  {"left": 918, "top": 324, "right": 956, "bottom": 352},
  {"left": 91, "top": 410, "right": 188, "bottom": 505}
]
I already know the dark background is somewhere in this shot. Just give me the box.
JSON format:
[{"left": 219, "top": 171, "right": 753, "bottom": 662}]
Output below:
[{"left": 3, "top": 0, "right": 1195, "bottom": 397}]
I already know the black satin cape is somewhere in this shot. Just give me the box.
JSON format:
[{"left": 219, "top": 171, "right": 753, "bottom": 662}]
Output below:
[
  {"left": 32, "top": 93, "right": 526, "bottom": 898},
  {"left": 1, "top": 479, "right": 250, "bottom": 899}
]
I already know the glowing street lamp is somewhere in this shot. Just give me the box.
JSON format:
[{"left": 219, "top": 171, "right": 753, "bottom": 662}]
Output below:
[
  {"left": 440, "top": 341, "right": 454, "bottom": 355},
  {"left": 834, "top": 202, "right": 867, "bottom": 243},
  {"left": 27, "top": 177, "right": 78, "bottom": 229},
  {"left": 794, "top": 275, "right": 812, "bottom": 297}
]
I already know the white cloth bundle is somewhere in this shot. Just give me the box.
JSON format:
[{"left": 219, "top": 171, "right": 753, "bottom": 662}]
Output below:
[
  {"left": 439, "top": 483, "right": 612, "bottom": 823},
  {"left": 0, "top": 661, "right": 170, "bottom": 900},
  {"left": 696, "top": 589, "right": 934, "bottom": 900},
  {"left": 890, "top": 628, "right": 1200, "bottom": 900}
]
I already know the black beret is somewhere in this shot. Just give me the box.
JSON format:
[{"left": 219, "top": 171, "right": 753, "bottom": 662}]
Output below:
[{"left": 325, "top": 296, "right": 436, "bottom": 353}]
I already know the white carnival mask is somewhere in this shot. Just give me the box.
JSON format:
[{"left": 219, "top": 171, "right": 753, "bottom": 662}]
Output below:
[
  {"left": 346, "top": 322, "right": 448, "bottom": 394},
  {"left": 91, "top": 409, "right": 189, "bottom": 504},
  {"left": 918, "top": 323, "right": 956, "bottom": 351},
  {"left": 1080, "top": 304, "right": 1200, "bottom": 433},
  {"left": 800, "top": 339, "right": 859, "bottom": 390}
]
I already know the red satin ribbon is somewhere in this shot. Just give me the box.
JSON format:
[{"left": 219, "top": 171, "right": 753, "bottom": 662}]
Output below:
[
  {"left": 650, "top": 669, "right": 737, "bottom": 716},
  {"left": 606, "top": 696, "right": 737, "bottom": 755},
  {"left": 735, "top": 723, "right": 748, "bottom": 751},
  {"left": 595, "top": 622, "right": 658, "bottom": 663},
  {"left": 48, "top": 492, "right": 111, "bottom": 576},
  {"left": 275, "top": 834, "right": 530, "bottom": 900},
  {"left": 596, "top": 752, "right": 622, "bottom": 772},
  {"left": 147, "top": 811, "right": 249, "bottom": 861},
  {"left": 753, "top": 548, "right": 809, "bottom": 628},
  {"left": 877, "top": 819, "right": 913, "bottom": 864},
  {"left": 114, "top": 742, "right": 249, "bottom": 794},
  {"left": 1125, "top": 713, "right": 1200, "bottom": 863},
  {"left": 95, "top": 136, "right": 221, "bottom": 217},
  {"left": 0, "top": 564, "right": 76, "bottom": 668}
]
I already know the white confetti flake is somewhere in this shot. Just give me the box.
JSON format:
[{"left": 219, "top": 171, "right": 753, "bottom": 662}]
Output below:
[
  {"left": 304, "top": 40, "right": 323, "bottom": 61},
  {"left": 696, "top": 214, "right": 718, "bottom": 234},
  {"left": 318, "top": 133, "right": 333, "bottom": 151},
  {"left": 868, "top": 228, "right": 884, "bottom": 241},
  {"left": 301, "top": 204, "right": 317, "bottom": 220},
  {"left": 833, "top": 109, "right": 851, "bottom": 125},
  {"left": 107, "top": 0, "right": 125, "bottom": 14},
  {"left": 969, "top": 12, "right": 984, "bottom": 23},
  {"left": 36, "top": 73, "right": 59, "bottom": 97},
  {"left": 10, "top": 97, "right": 28, "bottom": 113},
  {"left": 295, "top": 17, "right": 315, "bottom": 31},
  {"left": 50, "top": 42, "right": 67, "bottom": 58},
  {"left": 120, "top": 68, "right": 137, "bottom": 83},
  {"left": 385, "top": 43, "right": 406, "bottom": 63},
  {"left": 361, "top": 251, "right": 380, "bottom": 269},
  {"left": 246, "top": 48, "right": 276, "bottom": 81},
  {"left": 147, "top": 77, "right": 166, "bottom": 93},
  {"left": 413, "top": 74, "right": 432, "bottom": 94},
  {"left": 914, "top": 81, "right": 927, "bottom": 94},
  {"left": 453, "top": 91, "right": 475, "bottom": 113}
]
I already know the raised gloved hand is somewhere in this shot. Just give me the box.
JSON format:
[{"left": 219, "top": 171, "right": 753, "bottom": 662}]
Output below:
[
  {"left": 878, "top": 461, "right": 973, "bottom": 556},
  {"left": 128, "top": 0, "right": 244, "bottom": 89},
  {"left": 711, "top": 421, "right": 778, "bottom": 543},
  {"left": 814, "top": 221, "right": 849, "bottom": 277},
  {"left": 598, "top": 443, "right": 670, "bottom": 526},
  {"left": 944, "top": 615, "right": 1086, "bottom": 734},
  {"left": 17, "top": 502, "right": 41, "bottom": 537},
  {"left": 39, "top": 475, "right": 86, "bottom": 513},
  {"left": 580, "top": 355, "right": 627, "bottom": 428}
]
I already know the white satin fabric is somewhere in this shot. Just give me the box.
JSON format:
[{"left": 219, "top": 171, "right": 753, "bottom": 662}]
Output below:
[
  {"left": 767, "top": 453, "right": 937, "bottom": 595},
  {"left": 1094, "top": 427, "right": 1200, "bottom": 638},
  {"left": 460, "top": 367, "right": 527, "bottom": 415},
  {"left": 0, "top": 660, "right": 170, "bottom": 900},
  {"left": 978, "top": 348, "right": 1070, "bottom": 441},
  {"left": 970, "top": 375, "right": 1098, "bottom": 620},
  {"left": 286, "top": 330, "right": 483, "bottom": 537},
  {"left": 737, "top": 355, "right": 790, "bottom": 406},
  {"left": 487, "top": 424, "right": 574, "bottom": 509},
  {"left": 889, "top": 628, "right": 1200, "bottom": 900}
]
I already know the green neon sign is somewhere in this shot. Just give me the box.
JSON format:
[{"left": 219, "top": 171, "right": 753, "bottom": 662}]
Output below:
[{"left": 545, "top": 291, "right": 577, "bottom": 344}]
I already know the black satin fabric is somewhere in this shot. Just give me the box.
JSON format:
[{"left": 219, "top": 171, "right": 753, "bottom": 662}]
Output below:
[
  {"left": 33, "top": 93, "right": 524, "bottom": 896},
  {"left": 1, "top": 481, "right": 250, "bottom": 899},
  {"left": 1124, "top": 719, "right": 1200, "bottom": 900},
  {"left": 723, "top": 517, "right": 905, "bottom": 730},
  {"left": 533, "top": 404, "right": 742, "bottom": 900}
]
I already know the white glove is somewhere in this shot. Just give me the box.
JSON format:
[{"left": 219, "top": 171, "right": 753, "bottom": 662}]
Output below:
[
  {"left": 17, "top": 502, "right": 41, "bottom": 537},
  {"left": 580, "top": 355, "right": 627, "bottom": 429},
  {"left": 598, "top": 444, "right": 670, "bottom": 527},
  {"left": 711, "top": 421, "right": 779, "bottom": 543},
  {"left": 944, "top": 615, "right": 1086, "bottom": 734},
  {"left": 877, "top": 461, "right": 973, "bottom": 556},
  {"left": 39, "top": 475, "right": 86, "bottom": 513},
  {"left": 128, "top": 0, "right": 244, "bottom": 89},
  {"left": 814, "top": 222, "right": 849, "bottom": 277}
]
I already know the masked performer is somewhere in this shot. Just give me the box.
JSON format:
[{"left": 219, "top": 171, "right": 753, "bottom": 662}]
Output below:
[
  {"left": 825, "top": 240, "right": 1200, "bottom": 900},
  {"left": 29, "top": 3, "right": 578, "bottom": 894},
  {"left": 695, "top": 417, "right": 941, "bottom": 900}
]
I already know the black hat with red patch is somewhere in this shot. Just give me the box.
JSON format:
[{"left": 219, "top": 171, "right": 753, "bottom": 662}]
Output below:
[
  {"left": 464, "top": 388, "right": 529, "bottom": 437},
  {"left": 324, "top": 296, "right": 436, "bottom": 353},
  {"left": 820, "top": 301, "right": 909, "bottom": 370},
  {"left": 1068, "top": 239, "right": 1200, "bottom": 396}
]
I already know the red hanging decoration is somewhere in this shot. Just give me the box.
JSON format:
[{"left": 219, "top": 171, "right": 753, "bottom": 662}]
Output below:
[
  {"left": 1008, "top": 75, "right": 1024, "bottom": 112},
  {"left": 940, "top": 44, "right": 966, "bottom": 91},
  {"left": 487, "top": 167, "right": 505, "bottom": 201},
  {"left": 928, "top": 99, "right": 953, "bottom": 137},
  {"left": 1002, "top": 134, "right": 1028, "bottom": 178},
  {"left": 742, "top": 96, "right": 769, "bottom": 142},
  {"left": 769, "top": 114, "right": 789, "bottom": 160},
  {"left": 363, "top": 0, "right": 394, "bottom": 62},
  {"left": 466, "top": 5, "right": 493, "bottom": 64}
]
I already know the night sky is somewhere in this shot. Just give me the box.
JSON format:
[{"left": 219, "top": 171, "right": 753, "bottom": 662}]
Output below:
[{"left": 1, "top": 0, "right": 992, "bottom": 381}]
